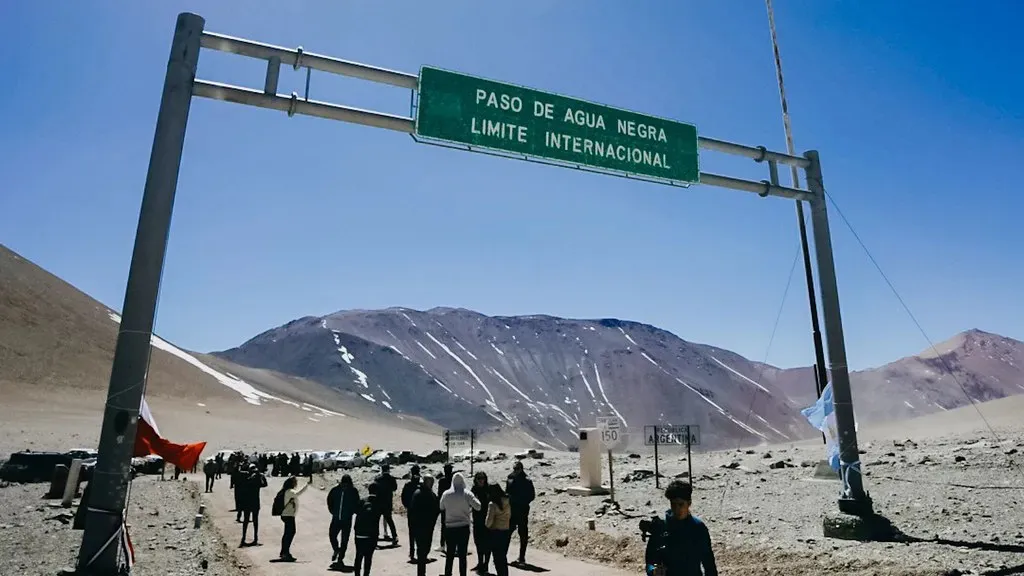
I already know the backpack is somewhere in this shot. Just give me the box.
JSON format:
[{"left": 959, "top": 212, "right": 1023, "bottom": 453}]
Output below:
[
  {"left": 271, "top": 488, "right": 286, "bottom": 516},
  {"left": 354, "top": 499, "right": 379, "bottom": 536}
]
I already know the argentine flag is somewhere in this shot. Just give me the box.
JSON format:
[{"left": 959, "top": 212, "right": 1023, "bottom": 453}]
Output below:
[{"left": 800, "top": 383, "right": 841, "bottom": 471}]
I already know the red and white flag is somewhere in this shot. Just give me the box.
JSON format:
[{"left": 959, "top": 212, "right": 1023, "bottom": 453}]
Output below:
[{"left": 134, "top": 397, "right": 207, "bottom": 471}]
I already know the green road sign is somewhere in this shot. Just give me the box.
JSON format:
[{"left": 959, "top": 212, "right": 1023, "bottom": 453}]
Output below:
[{"left": 415, "top": 66, "right": 700, "bottom": 184}]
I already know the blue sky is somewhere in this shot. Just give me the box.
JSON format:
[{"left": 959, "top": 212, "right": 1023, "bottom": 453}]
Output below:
[{"left": 2, "top": 1, "right": 1022, "bottom": 371}]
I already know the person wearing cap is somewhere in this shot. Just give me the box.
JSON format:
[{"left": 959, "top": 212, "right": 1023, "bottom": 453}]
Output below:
[
  {"left": 373, "top": 463, "right": 399, "bottom": 545},
  {"left": 505, "top": 461, "right": 535, "bottom": 565},
  {"left": 327, "top": 474, "right": 360, "bottom": 567},
  {"left": 401, "top": 464, "right": 423, "bottom": 562},
  {"left": 436, "top": 463, "right": 454, "bottom": 549}
]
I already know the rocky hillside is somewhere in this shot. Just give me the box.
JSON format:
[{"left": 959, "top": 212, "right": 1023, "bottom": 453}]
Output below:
[
  {"left": 216, "top": 307, "right": 1024, "bottom": 451},
  {"left": 217, "top": 308, "right": 814, "bottom": 450}
]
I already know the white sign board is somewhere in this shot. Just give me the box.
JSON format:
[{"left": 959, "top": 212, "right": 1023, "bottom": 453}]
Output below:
[
  {"left": 596, "top": 416, "right": 624, "bottom": 451},
  {"left": 444, "top": 429, "right": 472, "bottom": 447},
  {"left": 643, "top": 425, "right": 700, "bottom": 446}
]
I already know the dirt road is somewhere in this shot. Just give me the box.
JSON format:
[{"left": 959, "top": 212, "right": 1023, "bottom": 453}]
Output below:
[{"left": 203, "top": 475, "right": 635, "bottom": 576}]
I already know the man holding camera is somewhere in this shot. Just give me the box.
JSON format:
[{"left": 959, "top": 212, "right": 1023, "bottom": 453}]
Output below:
[{"left": 643, "top": 480, "right": 718, "bottom": 576}]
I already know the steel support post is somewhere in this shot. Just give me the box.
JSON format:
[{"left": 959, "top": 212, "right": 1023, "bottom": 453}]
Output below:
[
  {"left": 803, "top": 150, "right": 872, "bottom": 516},
  {"left": 76, "top": 12, "right": 204, "bottom": 574}
]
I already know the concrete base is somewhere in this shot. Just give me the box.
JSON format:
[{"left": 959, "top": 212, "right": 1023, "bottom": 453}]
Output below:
[
  {"left": 811, "top": 460, "right": 840, "bottom": 480},
  {"left": 823, "top": 511, "right": 900, "bottom": 542},
  {"left": 565, "top": 485, "right": 610, "bottom": 497}
]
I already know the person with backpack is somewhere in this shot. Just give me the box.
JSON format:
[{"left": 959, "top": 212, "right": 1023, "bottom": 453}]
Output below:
[
  {"left": 353, "top": 483, "right": 382, "bottom": 576},
  {"left": 239, "top": 463, "right": 268, "bottom": 548},
  {"left": 327, "top": 474, "right": 360, "bottom": 568},
  {"left": 409, "top": 475, "right": 440, "bottom": 576},
  {"left": 272, "top": 475, "right": 311, "bottom": 562},
  {"left": 373, "top": 464, "right": 399, "bottom": 544},
  {"left": 401, "top": 465, "right": 423, "bottom": 563},
  {"left": 471, "top": 472, "right": 491, "bottom": 574},
  {"left": 644, "top": 481, "right": 718, "bottom": 576},
  {"left": 485, "top": 483, "right": 512, "bottom": 576},
  {"left": 506, "top": 461, "right": 535, "bottom": 565}
]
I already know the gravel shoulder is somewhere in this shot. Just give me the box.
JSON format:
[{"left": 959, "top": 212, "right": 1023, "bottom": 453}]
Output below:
[{"left": 0, "top": 475, "right": 247, "bottom": 576}]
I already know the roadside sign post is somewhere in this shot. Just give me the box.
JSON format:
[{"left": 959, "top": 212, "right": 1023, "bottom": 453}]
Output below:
[
  {"left": 653, "top": 426, "right": 660, "bottom": 488},
  {"left": 80, "top": 16, "right": 877, "bottom": 569},
  {"left": 687, "top": 427, "right": 693, "bottom": 483},
  {"left": 444, "top": 429, "right": 474, "bottom": 469},
  {"left": 645, "top": 425, "right": 701, "bottom": 486},
  {"left": 597, "top": 416, "right": 623, "bottom": 502},
  {"left": 470, "top": 429, "right": 475, "bottom": 476}
]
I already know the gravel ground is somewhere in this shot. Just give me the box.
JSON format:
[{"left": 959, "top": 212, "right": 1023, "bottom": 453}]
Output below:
[
  {"left": 0, "top": 476, "right": 246, "bottom": 576},
  {"left": 2, "top": 429, "right": 1021, "bottom": 576},
  {"left": 320, "top": 429, "right": 1024, "bottom": 575}
]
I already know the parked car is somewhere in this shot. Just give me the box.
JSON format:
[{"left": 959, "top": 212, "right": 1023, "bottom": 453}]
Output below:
[
  {"left": 65, "top": 449, "right": 98, "bottom": 461},
  {"left": 514, "top": 449, "right": 545, "bottom": 460},
  {"left": 131, "top": 455, "right": 165, "bottom": 475},
  {"left": 416, "top": 449, "right": 447, "bottom": 464},
  {"left": 0, "top": 451, "right": 71, "bottom": 483},
  {"left": 331, "top": 451, "right": 366, "bottom": 470},
  {"left": 367, "top": 450, "right": 397, "bottom": 467}
]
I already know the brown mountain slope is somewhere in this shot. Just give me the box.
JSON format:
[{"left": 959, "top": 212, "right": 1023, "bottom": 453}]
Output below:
[
  {"left": 0, "top": 244, "right": 440, "bottom": 455},
  {"left": 757, "top": 329, "right": 1024, "bottom": 424}
]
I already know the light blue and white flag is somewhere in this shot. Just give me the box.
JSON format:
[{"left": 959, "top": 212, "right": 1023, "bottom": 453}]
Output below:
[{"left": 800, "top": 382, "right": 840, "bottom": 471}]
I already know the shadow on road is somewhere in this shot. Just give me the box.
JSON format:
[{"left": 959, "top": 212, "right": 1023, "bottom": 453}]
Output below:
[
  {"left": 899, "top": 535, "right": 1024, "bottom": 554},
  {"left": 511, "top": 561, "right": 550, "bottom": 573}
]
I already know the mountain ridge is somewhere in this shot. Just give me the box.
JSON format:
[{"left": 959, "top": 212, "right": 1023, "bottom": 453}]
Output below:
[{"left": 214, "top": 305, "right": 1024, "bottom": 450}]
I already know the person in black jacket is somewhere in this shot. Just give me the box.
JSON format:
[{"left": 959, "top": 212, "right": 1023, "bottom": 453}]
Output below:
[
  {"left": 506, "top": 461, "right": 535, "bottom": 565},
  {"left": 327, "top": 474, "right": 360, "bottom": 567},
  {"left": 373, "top": 464, "right": 399, "bottom": 544},
  {"left": 353, "top": 483, "right": 382, "bottom": 576},
  {"left": 643, "top": 480, "right": 717, "bottom": 576},
  {"left": 239, "top": 463, "right": 268, "bottom": 547},
  {"left": 436, "top": 463, "right": 454, "bottom": 549},
  {"left": 409, "top": 475, "right": 440, "bottom": 576},
  {"left": 401, "top": 465, "right": 423, "bottom": 562},
  {"left": 470, "top": 471, "right": 491, "bottom": 573}
]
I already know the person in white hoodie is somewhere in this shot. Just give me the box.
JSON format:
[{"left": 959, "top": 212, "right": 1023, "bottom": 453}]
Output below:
[{"left": 438, "top": 473, "right": 481, "bottom": 576}]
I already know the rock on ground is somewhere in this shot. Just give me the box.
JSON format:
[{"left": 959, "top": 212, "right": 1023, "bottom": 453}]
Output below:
[{"left": 0, "top": 476, "right": 245, "bottom": 576}]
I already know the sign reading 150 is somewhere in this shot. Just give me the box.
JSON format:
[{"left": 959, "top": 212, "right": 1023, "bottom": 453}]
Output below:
[{"left": 600, "top": 428, "right": 619, "bottom": 444}]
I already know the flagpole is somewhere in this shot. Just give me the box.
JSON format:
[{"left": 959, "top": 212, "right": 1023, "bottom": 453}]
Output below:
[{"left": 764, "top": 0, "right": 830, "bottom": 446}]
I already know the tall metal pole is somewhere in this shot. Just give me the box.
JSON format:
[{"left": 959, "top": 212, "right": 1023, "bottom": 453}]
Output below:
[
  {"left": 803, "top": 151, "right": 872, "bottom": 515},
  {"left": 764, "top": 0, "right": 830, "bottom": 403},
  {"left": 77, "top": 13, "right": 204, "bottom": 574}
]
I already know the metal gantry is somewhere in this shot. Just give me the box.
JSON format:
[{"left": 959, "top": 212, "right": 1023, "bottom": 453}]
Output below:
[{"left": 77, "top": 13, "right": 872, "bottom": 574}]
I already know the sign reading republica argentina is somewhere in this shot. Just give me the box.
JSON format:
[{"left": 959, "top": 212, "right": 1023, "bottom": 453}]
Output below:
[
  {"left": 644, "top": 425, "right": 700, "bottom": 447},
  {"left": 415, "top": 66, "right": 700, "bottom": 184}
]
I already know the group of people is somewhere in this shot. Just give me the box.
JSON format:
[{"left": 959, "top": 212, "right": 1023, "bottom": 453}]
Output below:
[
  {"left": 213, "top": 455, "right": 717, "bottom": 576},
  {"left": 400, "top": 460, "right": 534, "bottom": 576},
  {"left": 202, "top": 451, "right": 315, "bottom": 494},
  {"left": 262, "top": 459, "right": 535, "bottom": 576}
]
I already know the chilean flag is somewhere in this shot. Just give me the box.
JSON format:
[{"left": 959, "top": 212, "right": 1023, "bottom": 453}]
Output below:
[{"left": 133, "top": 397, "right": 207, "bottom": 471}]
